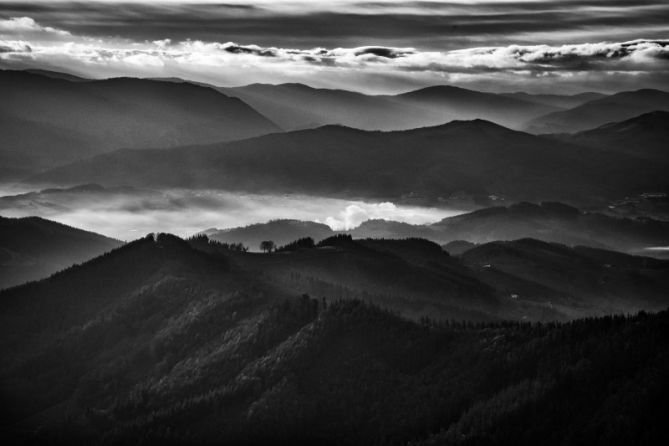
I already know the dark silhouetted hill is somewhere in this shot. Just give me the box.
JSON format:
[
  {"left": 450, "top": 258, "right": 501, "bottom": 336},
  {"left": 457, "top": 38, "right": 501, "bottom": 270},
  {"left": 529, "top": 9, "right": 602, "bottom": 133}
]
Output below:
[
  {"left": 0, "top": 235, "right": 667, "bottom": 444},
  {"left": 0, "top": 215, "right": 121, "bottom": 289}
]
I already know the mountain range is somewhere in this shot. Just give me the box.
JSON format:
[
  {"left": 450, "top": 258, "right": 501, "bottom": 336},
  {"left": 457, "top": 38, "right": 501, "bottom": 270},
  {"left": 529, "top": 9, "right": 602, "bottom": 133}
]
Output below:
[
  {"left": 206, "top": 202, "right": 669, "bottom": 256},
  {"left": 1, "top": 233, "right": 667, "bottom": 443},
  {"left": 27, "top": 118, "right": 669, "bottom": 207},
  {"left": 527, "top": 89, "right": 669, "bottom": 133},
  {"left": 0, "top": 70, "right": 279, "bottom": 177},
  {"left": 556, "top": 111, "right": 669, "bottom": 161},
  {"left": 220, "top": 83, "right": 559, "bottom": 131}
]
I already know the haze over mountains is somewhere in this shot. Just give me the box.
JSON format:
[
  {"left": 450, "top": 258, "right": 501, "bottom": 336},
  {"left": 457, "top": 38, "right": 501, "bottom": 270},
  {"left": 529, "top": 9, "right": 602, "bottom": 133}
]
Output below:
[
  {"left": 28, "top": 118, "right": 669, "bottom": 208},
  {"left": 221, "top": 83, "right": 559, "bottom": 131},
  {"left": 1, "top": 66, "right": 669, "bottom": 444},
  {"left": 527, "top": 89, "right": 669, "bottom": 134},
  {"left": 207, "top": 202, "right": 669, "bottom": 256},
  {"left": 0, "top": 70, "right": 278, "bottom": 177}
]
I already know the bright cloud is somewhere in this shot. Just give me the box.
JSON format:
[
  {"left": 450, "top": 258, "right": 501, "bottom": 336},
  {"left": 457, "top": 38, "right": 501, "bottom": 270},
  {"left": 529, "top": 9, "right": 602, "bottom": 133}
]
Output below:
[
  {"left": 0, "top": 16, "right": 71, "bottom": 37},
  {"left": 324, "top": 202, "right": 454, "bottom": 230},
  {"left": 0, "top": 16, "right": 668, "bottom": 93}
]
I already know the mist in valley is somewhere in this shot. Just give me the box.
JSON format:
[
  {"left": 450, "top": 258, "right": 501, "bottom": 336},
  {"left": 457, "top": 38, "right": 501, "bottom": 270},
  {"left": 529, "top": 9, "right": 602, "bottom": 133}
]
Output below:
[{"left": 0, "top": 185, "right": 462, "bottom": 240}]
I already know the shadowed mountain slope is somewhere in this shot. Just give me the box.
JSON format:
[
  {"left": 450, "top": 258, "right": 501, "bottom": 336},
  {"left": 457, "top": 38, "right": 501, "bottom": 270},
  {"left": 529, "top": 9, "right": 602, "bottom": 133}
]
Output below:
[
  {"left": 0, "top": 113, "right": 94, "bottom": 179},
  {"left": 29, "top": 120, "right": 667, "bottom": 207},
  {"left": 0, "top": 70, "right": 279, "bottom": 177},
  {"left": 461, "top": 238, "right": 669, "bottom": 318},
  {"left": 0, "top": 234, "right": 667, "bottom": 444},
  {"left": 202, "top": 233, "right": 669, "bottom": 319},
  {"left": 0, "top": 216, "right": 122, "bottom": 289},
  {"left": 526, "top": 89, "right": 669, "bottom": 133},
  {"left": 556, "top": 111, "right": 669, "bottom": 161}
]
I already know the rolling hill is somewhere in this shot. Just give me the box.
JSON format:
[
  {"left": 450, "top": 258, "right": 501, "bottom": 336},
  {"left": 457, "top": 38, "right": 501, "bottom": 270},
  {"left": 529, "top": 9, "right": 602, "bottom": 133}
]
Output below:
[
  {"left": 526, "top": 89, "right": 669, "bottom": 133},
  {"left": 461, "top": 238, "right": 669, "bottom": 318},
  {"left": 0, "top": 233, "right": 667, "bottom": 444},
  {"left": 0, "top": 215, "right": 122, "bottom": 289},
  {"left": 29, "top": 120, "right": 668, "bottom": 207}
]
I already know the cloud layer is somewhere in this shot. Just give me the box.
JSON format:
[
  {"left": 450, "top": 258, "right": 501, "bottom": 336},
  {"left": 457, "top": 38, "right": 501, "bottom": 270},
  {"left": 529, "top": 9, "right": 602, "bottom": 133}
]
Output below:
[
  {"left": 3, "top": 1, "right": 668, "bottom": 50},
  {"left": 0, "top": 1, "right": 668, "bottom": 93}
]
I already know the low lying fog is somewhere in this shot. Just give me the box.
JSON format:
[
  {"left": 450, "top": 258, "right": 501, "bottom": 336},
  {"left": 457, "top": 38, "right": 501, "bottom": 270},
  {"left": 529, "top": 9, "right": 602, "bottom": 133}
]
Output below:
[{"left": 0, "top": 186, "right": 463, "bottom": 241}]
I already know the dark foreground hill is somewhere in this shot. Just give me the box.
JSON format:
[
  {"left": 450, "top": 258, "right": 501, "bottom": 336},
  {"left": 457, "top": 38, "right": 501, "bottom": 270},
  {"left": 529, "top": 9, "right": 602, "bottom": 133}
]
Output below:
[
  {"left": 207, "top": 202, "right": 669, "bottom": 255},
  {"left": 0, "top": 70, "right": 278, "bottom": 177},
  {"left": 0, "top": 234, "right": 667, "bottom": 444},
  {"left": 29, "top": 120, "right": 668, "bottom": 207},
  {"left": 0, "top": 216, "right": 122, "bottom": 289}
]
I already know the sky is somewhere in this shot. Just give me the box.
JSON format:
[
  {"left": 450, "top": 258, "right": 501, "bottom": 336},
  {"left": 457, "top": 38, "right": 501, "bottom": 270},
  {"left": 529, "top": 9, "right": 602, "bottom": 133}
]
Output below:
[{"left": 1, "top": 0, "right": 668, "bottom": 93}]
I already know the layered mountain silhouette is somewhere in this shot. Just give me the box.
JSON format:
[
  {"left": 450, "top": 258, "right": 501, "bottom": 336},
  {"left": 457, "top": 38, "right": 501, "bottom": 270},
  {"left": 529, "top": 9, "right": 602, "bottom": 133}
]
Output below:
[
  {"left": 556, "top": 111, "right": 669, "bottom": 161},
  {"left": 392, "top": 85, "right": 559, "bottom": 129},
  {"left": 0, "top": 70, "right": 279, "bottom": 177},
  {"left": 1, "top": 233, "right": 667, "bottom": 444},
  {"left": 0, "top": 216, "right": 121, "bottom": 289},
  {"left": 428, "top": 202, "right": 669, "bottom": 254},
  {"left": 220, "top": 83, "right": 428, "bottom": 131},
  {"left": 221, "top": 83, "right": 559, "bottom": 131},
  {"left": 206, "top": 202, "right": 669, "bottom": 256},
  {"left": 526, "top": 89, "right": 669, "bottom": 133},
  {"left": 500, "top": 91, "right": 605, "bottom": 109},
  {"left": 29, "top": 119, "right": 668, "bottom": 206}
]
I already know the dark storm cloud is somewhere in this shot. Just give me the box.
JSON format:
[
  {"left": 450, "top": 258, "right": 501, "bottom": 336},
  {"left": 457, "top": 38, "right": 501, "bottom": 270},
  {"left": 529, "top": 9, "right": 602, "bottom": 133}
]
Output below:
[
  {"left": 353, "top": 47, "right": 412, "bottom": 58},
  {"left": 221, "top": 43, "right": 277, "bottom": 57},
  {"left": 1, "top": 1, "right": 667, "bottom": 50}
]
